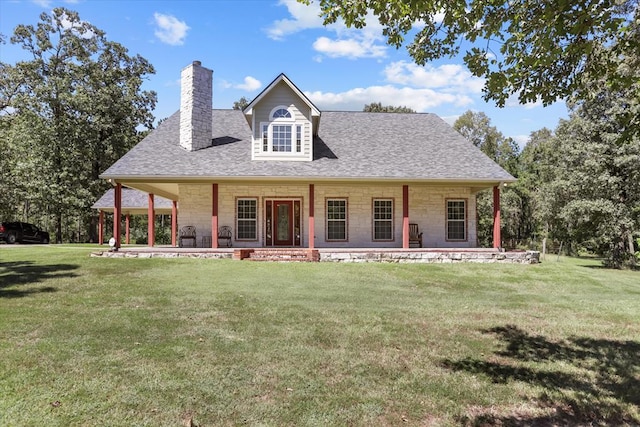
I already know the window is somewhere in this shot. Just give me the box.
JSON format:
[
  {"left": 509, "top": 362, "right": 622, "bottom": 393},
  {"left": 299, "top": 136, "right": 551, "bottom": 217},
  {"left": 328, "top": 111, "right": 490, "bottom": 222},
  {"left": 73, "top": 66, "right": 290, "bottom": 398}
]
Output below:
[
  {"left": 259, "top": 106, "right": 303, "bottom": 154},
  {"left": 272, "top": 124, "right": 292, "bottom": 152},
  {"left": 447, "top": 199, "right": 466, "bottom": 241},
  {"left": 326, "top": 199, "right": 347, "bottom": 241},
  {"left": 272, "top": 108, "right": 291, "bottom": 118},
  {"left": 236, "top": 198, "right": 257, "bottom": 240},
  {"left": 262, "top": 124, "right": 268, "bottom": 151},
  {"left": 373, "top": 199, "right": 393, "bottom": 241}
]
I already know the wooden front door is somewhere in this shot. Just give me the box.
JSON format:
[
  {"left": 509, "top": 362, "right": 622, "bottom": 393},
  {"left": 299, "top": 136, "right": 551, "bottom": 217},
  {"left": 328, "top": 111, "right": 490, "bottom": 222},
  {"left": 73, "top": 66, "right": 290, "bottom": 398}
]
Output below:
[{"left": 273, "top": 201, "right": 294, "bottom": 246}]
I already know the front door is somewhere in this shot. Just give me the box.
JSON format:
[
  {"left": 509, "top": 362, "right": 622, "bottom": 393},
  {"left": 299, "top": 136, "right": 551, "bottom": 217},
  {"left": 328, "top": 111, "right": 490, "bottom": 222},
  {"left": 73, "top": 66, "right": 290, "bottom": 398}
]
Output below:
[{"left": 273, "top": 201, "right": 294, "bottom": 246}]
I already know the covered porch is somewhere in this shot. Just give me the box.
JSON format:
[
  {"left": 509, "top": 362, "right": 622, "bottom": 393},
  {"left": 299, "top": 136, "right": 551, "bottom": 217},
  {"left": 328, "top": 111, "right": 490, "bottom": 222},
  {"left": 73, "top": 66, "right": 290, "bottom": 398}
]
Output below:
[
  {"left": 92, "top": 188, "right": 177, "bottom": 246},
  {"left": 104, "top": 180, "right": 505, "bottom": 250}
]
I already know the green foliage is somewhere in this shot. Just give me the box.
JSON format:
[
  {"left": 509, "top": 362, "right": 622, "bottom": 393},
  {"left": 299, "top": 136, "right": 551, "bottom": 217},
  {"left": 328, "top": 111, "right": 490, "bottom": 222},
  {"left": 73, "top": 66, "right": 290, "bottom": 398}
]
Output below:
[
  {"left": 363, "top": 101, "right": 415, "bottom": 113},
  {"left": 232, "top": 96, "right": 250, "bottom": 110},
  {"left": 3, "top": 8, "right": 156, "bottom": 242},
  {"left": 535, "top": 88, "right": 640, "bottom": 267},
  {"left": 310, "top": 0, "right": 638, "bottom": 108},
  {"left": 453, "top": 111, "right": 526, "bottom": 247}
]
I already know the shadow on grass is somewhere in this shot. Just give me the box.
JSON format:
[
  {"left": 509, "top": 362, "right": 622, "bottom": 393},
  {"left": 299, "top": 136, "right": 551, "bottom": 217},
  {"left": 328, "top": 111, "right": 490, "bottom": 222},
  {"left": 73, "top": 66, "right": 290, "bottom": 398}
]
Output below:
[
  {"left": 442, "top": 325, "right": 640, "bottom": 426},
  {"left": 0, "top": 260, "right": 79, "bottom": 298}
]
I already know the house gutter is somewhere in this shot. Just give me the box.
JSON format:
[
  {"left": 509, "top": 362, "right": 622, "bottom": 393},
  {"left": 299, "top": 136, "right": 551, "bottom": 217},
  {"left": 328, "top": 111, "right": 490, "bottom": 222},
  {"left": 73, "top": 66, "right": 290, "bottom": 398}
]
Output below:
[{"left": 101, "top": 175, "right": 516, "bottom": 186}]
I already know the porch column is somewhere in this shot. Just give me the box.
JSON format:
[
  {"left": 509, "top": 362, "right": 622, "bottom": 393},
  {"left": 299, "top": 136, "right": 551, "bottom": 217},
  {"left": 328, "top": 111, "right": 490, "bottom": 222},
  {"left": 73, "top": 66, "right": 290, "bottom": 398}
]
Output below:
[
  {"left": 125, "top": 214, "right": 131, "bottom": 244},
  {"left": 113, "top": 183, "right": 122, "bottom": 248},
  {"left": 308, "top": 184, "right": 315, "bottom": 249},
  {"left": 148, "top": 193, "right": 155, "bottom": 247},
  {"left": 402, "top": 185, "right": 409, "bottom": 249},
  {"left": 171, "top": 200, "right": 178, "bottom": 247},
  {"left": 493, "top": 185, "right": 501, "bottom": 249},
  {"left": 98, "top": 210, "right": 104, "bottom": 245},
  {"left": 211, "top": 183, "right": 218, "bottom": 248}
]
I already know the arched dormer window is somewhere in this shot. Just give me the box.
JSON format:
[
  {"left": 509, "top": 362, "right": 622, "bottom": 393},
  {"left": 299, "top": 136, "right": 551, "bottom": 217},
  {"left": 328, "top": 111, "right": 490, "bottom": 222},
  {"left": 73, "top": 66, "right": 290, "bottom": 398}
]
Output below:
[
  {"left": 272, "top": 108, "right": 292, "bottom": 119},
  {"left": 261, "top": 106, "right": 302, "bottom": 153}
]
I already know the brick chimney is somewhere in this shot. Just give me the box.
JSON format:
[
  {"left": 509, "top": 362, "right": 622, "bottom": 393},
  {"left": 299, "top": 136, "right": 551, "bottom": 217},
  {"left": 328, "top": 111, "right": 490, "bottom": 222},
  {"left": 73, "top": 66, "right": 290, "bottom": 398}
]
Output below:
[{"left": 180, "top": 60, "right": 213, "bottom": 151}]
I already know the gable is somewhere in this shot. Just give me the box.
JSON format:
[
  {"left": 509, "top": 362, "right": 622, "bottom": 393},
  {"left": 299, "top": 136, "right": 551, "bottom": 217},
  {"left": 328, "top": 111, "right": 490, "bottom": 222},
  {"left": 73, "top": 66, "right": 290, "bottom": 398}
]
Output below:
[{"left": 249, "top": 80, "right": 314, "bottom": 161}]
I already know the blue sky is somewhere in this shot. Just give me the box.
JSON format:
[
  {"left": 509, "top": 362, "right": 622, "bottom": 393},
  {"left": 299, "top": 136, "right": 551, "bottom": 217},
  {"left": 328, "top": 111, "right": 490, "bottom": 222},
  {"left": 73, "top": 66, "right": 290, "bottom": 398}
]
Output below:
[{"left": 1, "top": 0, "right": 568, "bottom": 148}]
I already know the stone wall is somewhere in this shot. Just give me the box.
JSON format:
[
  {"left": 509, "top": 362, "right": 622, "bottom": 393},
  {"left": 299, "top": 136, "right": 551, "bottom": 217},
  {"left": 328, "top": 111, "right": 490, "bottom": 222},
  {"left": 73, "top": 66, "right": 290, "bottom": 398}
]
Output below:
[
  {"left": 177, "top": 182, "right": 480, "bottom": 248},
  {"left": 180, "top": 61, "right": 213, "bottom": 152},
  {"left": 320, "top": 250, "right": 540, "bottom": 264}
]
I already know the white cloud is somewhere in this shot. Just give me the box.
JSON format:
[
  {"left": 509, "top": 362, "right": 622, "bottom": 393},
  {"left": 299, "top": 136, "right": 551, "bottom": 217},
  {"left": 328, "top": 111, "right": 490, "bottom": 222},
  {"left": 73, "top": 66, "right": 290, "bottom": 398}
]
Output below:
[
  {"left": 267, "top": 0, "right": 388, "bottom": 60},
  {"left": 506, "top": 93, "right": 543, "bottom": 109},
  {"left": 266, "top": 0, "right": 324, "bottom": 40},
  {"left": 235, "top": 76, "right": 262, "bottom": 91},
  {"left": 31, "top": 0, "right": 52, "bottom": 7},
  {"left": 220, "top": 76, "right": 262, "bottom": 92},
  {"left": 441, "top": 115, "right": 462, "bottom": 126},
  {"left": 384, "top": 60, "right": 484, "bottom": 93},
  {"left": 313, "top": 36, "right": 386, "bottom": 59},
  {"left": 305, "top": 85, "right": 473, "bottom": 112},
  {"left": 153, "top": 13, "right": 189, "bottom": 46}
]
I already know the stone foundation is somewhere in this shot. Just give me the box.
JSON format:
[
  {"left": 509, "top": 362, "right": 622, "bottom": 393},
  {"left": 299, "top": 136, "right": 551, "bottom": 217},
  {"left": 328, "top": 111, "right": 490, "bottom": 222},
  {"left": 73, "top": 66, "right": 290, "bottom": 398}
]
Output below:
[
  {"left": 92, "top": 249, "right": 539, "bottom": 264},
  {"left": 92, "top": 251, "right": 232, "bottom": 259},
  {"left": 319, "top": 250, "right": 540, "bottom": 264}
]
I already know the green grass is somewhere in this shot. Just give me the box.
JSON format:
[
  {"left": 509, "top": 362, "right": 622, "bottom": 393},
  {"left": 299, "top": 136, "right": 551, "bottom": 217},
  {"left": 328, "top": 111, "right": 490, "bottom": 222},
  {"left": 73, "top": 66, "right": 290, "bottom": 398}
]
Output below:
[{"left": 1, "top": 245, "right": 639, "bottom": 426}]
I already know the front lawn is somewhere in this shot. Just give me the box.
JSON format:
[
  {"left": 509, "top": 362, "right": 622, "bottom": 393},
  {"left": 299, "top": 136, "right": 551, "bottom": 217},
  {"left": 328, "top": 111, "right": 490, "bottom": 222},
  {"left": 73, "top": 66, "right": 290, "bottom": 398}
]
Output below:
[{"left": 1, "top": 246, "right": 638, "bottom": 426}]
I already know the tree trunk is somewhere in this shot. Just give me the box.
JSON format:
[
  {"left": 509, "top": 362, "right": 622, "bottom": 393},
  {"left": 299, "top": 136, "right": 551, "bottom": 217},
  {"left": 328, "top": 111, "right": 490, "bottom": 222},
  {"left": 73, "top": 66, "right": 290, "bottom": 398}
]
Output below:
[
  {"left": 56, "top": 212, "right": 62, "bottom": 244},
  {"left": 88, "top": 213, "right": 98, "bottom": 243}
]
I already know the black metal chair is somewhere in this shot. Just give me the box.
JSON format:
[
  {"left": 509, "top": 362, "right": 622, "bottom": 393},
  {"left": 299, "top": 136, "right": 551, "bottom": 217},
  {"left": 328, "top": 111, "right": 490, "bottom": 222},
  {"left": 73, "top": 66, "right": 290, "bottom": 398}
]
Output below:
[
  {"left": 218, "top": 226, "right": 232, "bottom": 247},
  {"left": 178, "top": 226, "right": 197, "bottom": 248}
]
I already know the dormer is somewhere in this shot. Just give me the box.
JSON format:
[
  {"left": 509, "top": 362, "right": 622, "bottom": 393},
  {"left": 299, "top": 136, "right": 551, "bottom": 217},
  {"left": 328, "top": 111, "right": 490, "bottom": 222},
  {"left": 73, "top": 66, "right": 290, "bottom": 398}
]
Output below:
[{"left": 244, "top": 74, "right": 321, "bottom": 161}]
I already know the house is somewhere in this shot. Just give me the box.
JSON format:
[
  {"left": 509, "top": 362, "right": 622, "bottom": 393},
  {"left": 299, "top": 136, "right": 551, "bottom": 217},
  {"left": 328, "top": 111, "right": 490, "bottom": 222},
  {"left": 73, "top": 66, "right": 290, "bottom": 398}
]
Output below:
[{"left": 100, "top": 61, "right": 515, "bottom": 250}]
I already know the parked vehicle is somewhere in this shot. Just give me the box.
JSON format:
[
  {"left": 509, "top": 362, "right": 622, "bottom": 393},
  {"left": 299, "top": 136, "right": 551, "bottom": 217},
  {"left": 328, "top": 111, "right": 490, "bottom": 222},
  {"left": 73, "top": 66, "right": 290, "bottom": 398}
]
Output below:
[{"left": 0, "top": 222, "right": 50, "bottom": 244}]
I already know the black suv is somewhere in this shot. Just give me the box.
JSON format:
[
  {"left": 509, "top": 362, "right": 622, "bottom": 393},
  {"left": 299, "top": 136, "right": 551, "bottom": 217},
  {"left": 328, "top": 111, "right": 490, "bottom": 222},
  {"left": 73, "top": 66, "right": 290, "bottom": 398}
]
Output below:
[{"left": 0, "top": 222, "right": 50, "bottom": 244}]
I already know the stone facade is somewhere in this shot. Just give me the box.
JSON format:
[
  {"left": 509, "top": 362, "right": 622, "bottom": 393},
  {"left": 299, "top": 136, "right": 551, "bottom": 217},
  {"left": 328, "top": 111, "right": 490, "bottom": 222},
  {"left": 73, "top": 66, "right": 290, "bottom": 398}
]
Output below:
[
  {"left": 176, "top": 182, "right": 478, "bottom": 249},
  {"left": 320, "top": 250, "right": 540, "bottom": 264},
  {"left": 180, "top": 61, "right": 213, "bottom": 151}
]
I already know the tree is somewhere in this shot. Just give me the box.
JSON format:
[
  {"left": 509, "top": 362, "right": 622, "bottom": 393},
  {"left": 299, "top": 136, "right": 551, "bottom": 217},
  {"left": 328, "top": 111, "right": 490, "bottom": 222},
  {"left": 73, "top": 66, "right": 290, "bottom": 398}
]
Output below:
[
  {"left": 233, "top": 96, "right": 249, "bottom": 110},
  {"left": 6, "top": 8, "right": 156, "bottom": 242},
  {"left": 363, "top": 102, "right": 415, "bottom": 113},
  {"left": 307, "top": 0, "right": 638, "bottom": 107},
  {"left": 453, "top": 111, "right": 524, "bottom": 247},
  {"left": 538, "top": 92, "right": 640, "bottom": 268}
]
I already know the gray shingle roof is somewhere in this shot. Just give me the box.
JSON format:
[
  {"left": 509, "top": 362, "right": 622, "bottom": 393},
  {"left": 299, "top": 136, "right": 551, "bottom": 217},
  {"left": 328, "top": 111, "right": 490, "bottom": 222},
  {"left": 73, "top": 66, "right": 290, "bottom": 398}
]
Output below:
[
  {"left": 92, "top": 188, "right": 173, "bottom": 211},
  {"left": 100, "top": 110, "right": 515, "bottom": 183}
]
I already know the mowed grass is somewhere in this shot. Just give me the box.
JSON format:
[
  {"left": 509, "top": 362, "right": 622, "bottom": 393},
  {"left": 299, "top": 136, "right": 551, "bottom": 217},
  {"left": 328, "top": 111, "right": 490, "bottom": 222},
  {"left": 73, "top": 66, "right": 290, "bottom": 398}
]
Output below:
[{"left": 1, "top": 246, "right": 638, "bottom": 426}]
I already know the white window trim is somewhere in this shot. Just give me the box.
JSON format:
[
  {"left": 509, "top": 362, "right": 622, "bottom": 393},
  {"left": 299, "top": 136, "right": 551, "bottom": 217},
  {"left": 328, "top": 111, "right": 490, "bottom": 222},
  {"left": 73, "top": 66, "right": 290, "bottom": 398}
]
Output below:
[
  {"left": 259, "top": 106, "right": 303, "bottom": 155},
  {"left": 446, "top": 199, "right": 467, "bottom": 241},
  {"left": 326, "top": 198, "right": 348, "bottom": 242},
  {"left": 236, "top": 198, "right": 258, "bottom": 241},
  {"left": 372, "top": 198, "right": 394, "bottom": 241}
]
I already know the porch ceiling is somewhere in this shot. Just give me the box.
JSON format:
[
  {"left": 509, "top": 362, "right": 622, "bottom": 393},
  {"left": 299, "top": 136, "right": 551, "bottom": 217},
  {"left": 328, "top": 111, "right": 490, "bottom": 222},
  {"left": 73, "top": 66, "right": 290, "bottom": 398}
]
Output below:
[{"left": 118, "top": 182, "right": 179, "bottom": 201}]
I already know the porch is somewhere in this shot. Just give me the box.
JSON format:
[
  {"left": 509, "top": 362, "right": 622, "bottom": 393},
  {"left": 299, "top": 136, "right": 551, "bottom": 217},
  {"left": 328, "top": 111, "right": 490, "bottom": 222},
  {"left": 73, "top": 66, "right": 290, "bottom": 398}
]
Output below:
[{"left": 91, "top": 246, "right": 540, "bottom": 264}]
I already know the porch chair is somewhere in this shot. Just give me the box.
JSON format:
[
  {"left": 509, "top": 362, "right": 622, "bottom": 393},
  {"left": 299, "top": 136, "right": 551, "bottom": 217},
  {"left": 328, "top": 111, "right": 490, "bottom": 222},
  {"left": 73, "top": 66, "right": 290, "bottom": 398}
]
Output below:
[
  {"left": 218, "top": 226, "right": 232, "bottom": 247},
  {"left": 178, "top": 225, "right": 197, "bottom": 248},
  {"left": 409, "top": 223, "right": 423, "bottom": 248}
]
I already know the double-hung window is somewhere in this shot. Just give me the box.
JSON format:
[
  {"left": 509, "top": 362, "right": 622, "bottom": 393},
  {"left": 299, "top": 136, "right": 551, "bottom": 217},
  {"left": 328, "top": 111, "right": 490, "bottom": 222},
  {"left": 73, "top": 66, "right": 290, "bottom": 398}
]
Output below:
[
  {"left": 236, "top": 198, "right": 257, "bottom": 240},
  {"left": 326, "top": 199, "right": 347, "bottom": 241},
  {"left": 373, "top": 199, "right": 393, "bottom": 241},
  {"left": 446, "top": 199, "right": 466, "bottom": 241},
  {"left": 260, "top": 107, "right": 302, "bottom": 154}
]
